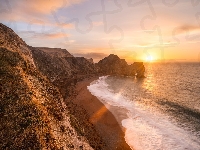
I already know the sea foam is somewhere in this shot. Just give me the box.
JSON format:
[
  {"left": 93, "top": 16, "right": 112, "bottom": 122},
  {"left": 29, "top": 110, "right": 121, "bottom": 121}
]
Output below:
[{"left": 87, "top": 76, "right": 200, "bottom": 150}]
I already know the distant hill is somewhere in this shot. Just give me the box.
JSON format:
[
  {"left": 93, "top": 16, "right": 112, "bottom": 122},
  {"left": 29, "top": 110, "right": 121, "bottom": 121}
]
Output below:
[{"left": 35, "top": 47, "right": 73, "bottom": 58}]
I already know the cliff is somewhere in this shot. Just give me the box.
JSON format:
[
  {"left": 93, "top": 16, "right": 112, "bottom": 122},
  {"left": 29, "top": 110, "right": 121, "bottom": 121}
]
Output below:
[
  {"left": 0, "top": 23, "right": 145, "bottom": 149},
  {"left": 0, "top": 23, "right": 106, "bottom": 149},
  {"left": 30, "top": 47, "right": 97, "bottom": 98}
]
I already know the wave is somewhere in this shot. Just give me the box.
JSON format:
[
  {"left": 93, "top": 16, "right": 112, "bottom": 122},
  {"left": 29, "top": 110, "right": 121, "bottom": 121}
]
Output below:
[
  {"left": 158, "top": 100, "right": 200, "bottom": 121},
  {"left": 87, "top": 76, "right": 200, "bottom": 150}
]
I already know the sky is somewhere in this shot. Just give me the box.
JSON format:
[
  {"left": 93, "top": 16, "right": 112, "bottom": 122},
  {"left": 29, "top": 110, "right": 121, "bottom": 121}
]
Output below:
[{"left": 0, "top": 0, "right": 200, "bottom": 63}]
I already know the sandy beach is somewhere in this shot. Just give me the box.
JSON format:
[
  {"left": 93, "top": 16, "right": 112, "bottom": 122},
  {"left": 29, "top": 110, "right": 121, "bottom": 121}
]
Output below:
[{"left": 72, "top": 77, "right": 131, "bottom": 150}]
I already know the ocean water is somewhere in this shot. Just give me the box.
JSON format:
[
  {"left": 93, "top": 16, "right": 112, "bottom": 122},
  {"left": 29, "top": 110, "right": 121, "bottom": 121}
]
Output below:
[{"left": 87, "top": 62, "right": 200, "bottom": 150}]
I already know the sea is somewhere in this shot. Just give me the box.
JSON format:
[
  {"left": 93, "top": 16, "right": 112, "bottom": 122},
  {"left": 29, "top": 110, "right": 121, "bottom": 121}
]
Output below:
[{"left": 87, "top": 62, "right": 200, "bottom": 150}]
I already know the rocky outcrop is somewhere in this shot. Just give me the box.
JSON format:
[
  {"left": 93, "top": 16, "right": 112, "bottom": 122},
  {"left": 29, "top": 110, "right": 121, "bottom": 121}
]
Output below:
[
  {"left": 133, "top": 62, "right": 145, "bottom": 78},
  {"left": 97, "top": 54, "right": 145, "bottom": 78},
  {"left": 86, "top": 58, "right": 94, "bottom": 64},
  {"left": 97, "top": 54, "right": 128, "bottom": 75}
]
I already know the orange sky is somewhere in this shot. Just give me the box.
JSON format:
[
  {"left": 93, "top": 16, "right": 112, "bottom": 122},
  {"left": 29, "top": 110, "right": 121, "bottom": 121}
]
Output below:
[{"left": 0, "top": 0, "right": 200, "bottom": 63}]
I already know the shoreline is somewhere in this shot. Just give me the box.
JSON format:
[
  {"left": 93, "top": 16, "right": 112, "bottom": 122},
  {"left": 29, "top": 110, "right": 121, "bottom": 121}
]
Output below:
[{"left": 72, "top": 76, "right": 132, "bottom": 150}]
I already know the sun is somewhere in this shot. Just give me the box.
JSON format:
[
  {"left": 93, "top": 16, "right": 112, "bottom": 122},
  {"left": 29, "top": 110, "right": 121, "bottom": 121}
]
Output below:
[
  {"left": 141, "top": 53, "right": 157, "bottom": 62},
  {"left": 145, "top": 55, "right": 154, "bottom": 62}
]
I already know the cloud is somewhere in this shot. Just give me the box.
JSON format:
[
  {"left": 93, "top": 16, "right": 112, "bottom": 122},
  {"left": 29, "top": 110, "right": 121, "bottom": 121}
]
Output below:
[
  {"left": 178, "top": 25, "right": 200, "bottom": 31},
  {"left": 172, "top": 24, "right": 200, "bottom": 41},
  {"left": 73, "top": 52, "right": 107, "bottom": 59},
  {"left": 22, "top": 19, "right": 74, "bottom": 29},
  {"left": 3, "top": 0, "right": 86, "bottom": 15},
  {"left": 19, "top": 31, "right": 70, "bottom": 39},
  {"left": 133, "top": 41, "right": 177, "bottom": 48},
  {"left": 0, "top": 0, "right": 86, "bottom": 22},
  {"left": 93, "top": 21, "right": 103, "bottom": 26},
  {"left": 43, "top": 33, "right": 70, "bottom": 39},
  {"left": 173, "top": 24, "right": 200, "bottom": 35},
  {"left": 58, "top": 23, "right": 74, "bottom": 29}
]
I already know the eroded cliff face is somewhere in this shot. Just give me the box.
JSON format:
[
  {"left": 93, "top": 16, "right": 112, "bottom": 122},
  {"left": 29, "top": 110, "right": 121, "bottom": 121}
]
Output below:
[{"left": 0, "top": 23, "right": 105, "bottom": 149}]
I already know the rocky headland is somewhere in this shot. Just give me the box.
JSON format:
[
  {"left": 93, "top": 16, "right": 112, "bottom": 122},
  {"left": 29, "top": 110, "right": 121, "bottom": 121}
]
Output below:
[
  {"left": 97, "top": 54, "right": 145, "bottom": 77},
  {"left": 0, "top": 23, "right": 145, "bottom": 149}
]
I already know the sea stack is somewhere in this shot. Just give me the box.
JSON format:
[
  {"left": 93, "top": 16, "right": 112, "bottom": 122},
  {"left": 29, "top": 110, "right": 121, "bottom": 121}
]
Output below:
[
  {"left": 96, "top": 54, "right": 145, "bottom": 78},
  {"left": 134, "top": 62, "right": 145, "bottom": 78}
]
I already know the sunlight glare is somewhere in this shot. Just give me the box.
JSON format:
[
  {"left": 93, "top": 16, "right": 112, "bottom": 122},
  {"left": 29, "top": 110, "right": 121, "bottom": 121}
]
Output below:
[{"left": 146, "top": 55, "right": 154, "bottom": 62}]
